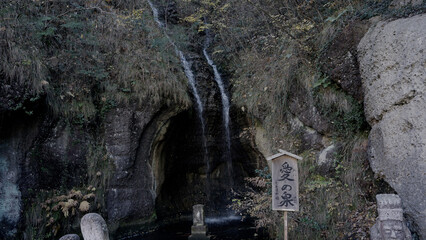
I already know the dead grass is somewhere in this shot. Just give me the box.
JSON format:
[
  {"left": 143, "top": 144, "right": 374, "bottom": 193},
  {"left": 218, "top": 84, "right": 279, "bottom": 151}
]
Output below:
[
  {"left": 232, "top": 134, "right": 380, "bottom": 239},
  {"left": 0, "top": 0, "right": 190, "bottom": 119},
  {"left": 315, "top": 87, "right": 351, "bottom": 114},
  {"left": 0, "top": 2, "right": 48, "bottom": 96},
  {"left": 96, "top": 9, "right": 190, "bottom": 108}
]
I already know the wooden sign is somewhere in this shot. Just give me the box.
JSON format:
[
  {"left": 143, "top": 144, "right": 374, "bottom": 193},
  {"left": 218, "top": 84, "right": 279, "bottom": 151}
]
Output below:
[{"left": 267, "top": 149, "right": 302, "bottom": 212}]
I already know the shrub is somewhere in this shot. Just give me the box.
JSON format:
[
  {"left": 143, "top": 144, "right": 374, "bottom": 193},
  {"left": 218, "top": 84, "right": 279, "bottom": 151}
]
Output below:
[{"left": 231, "top": 136, "right": 384, "bottom": 239}]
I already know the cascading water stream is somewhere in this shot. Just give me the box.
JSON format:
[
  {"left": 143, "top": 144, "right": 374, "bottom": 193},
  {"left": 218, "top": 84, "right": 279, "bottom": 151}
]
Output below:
[
  {"left": 202, "top": 36, "right": 233, "bottom": 186},
  {"left": 147, "top": 0, "right": 165, "bottom": 28},
  {"left": 147, "top": 1, "right": 210, "bottom": 177}
]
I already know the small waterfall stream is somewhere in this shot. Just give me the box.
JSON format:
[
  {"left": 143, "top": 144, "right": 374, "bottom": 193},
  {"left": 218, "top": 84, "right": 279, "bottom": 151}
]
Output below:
[
  {"left": 148, "top": 1, "right": 237, "bottom": 217},
  {"left": 147, "top": 1, "right": 210, "bottom": 175},
  {"left": 202, "top": 36, "right": 233, "bottom": 185}
]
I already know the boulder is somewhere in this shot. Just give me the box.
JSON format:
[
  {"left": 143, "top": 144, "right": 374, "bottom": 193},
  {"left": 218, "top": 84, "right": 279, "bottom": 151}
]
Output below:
[
  {"left": 59, "top": 234, "right": 80, "bottom": 240},
  {"left": 358, "top": 14, "right": 426, "bottom": 124},
  {"left": 316, "top": 144, "right": 339, "bottom": 174},
  {"left": 358, "top": 14, "right": 426, "bottom": 238},
  {"left": 80, "top": 213, "right": 110, "bottom": 240}
]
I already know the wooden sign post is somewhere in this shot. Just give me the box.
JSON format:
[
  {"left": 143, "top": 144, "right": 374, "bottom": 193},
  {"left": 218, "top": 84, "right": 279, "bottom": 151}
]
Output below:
[{"left": 267, "top": 149, "right": 302, "bottom": 240}]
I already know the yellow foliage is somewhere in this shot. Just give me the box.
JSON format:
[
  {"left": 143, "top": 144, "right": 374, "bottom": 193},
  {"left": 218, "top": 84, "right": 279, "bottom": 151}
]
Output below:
[
  {"left": 83, "top": 193, "right": 96, "bottom": 200},
  {"left": 79, "top": 201, "right": 90, "bottom": 212},
  {"left": 198, "top": 23, "right": 212, "bottom": 32},
  {"left": 293, "top": 20, "right": 315, "bottom": 31},
  {"left": 201, "top": 0, "right": 219, "bottom": 7},
  {"left": 183, "top": 15, "right": 198, "bottom": 23},
  {"left": 220, "top": 3, "right": 230, "bottom": 12},
  {"left": 131, "top": 9, "right": 144, "bottom": 20},
  {"left": 67, "top": 189, "right": 83, "bottom": 199}
]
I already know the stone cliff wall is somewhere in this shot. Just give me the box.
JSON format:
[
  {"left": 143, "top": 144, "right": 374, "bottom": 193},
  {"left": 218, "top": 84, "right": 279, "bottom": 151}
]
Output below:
[
  {"left": 358, "top": 13, "right": 426, "bottom": 238},
  {"left": 1, "top": 1, "right": 425, "bottom": 239}
]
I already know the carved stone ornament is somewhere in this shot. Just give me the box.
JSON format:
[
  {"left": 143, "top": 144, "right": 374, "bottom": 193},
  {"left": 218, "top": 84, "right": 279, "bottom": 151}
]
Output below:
[{"left": 370, "top": 194, "right": 412, "bottom": 240}]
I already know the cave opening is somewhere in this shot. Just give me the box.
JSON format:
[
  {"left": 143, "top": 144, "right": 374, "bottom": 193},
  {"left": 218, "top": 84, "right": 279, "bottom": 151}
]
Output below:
[{"left": 150, "top": 108, "right": 263, "bottom": 220}]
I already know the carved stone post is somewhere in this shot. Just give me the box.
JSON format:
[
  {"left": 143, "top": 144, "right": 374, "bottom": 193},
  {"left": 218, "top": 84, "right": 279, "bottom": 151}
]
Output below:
[
  {"left": 189, "top": 204, "right": 210, "bottom": 240},
  {"left": 370, "top": 194, "right": 412, "bottom": 240}
]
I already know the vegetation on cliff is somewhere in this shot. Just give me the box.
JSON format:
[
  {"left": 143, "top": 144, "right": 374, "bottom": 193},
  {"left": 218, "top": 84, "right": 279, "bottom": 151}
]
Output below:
[
  {"left": 171, "top": 0, "right": 424, "bottom": 239},
  {"left": 0, "top": 0, "right": 190, "bottom": 121},
  {"left": 1, "top": 1, "right": 191, "bottom": 239},
  {"left": 1, "top": 0, "right": 425, "bottom": 239}
]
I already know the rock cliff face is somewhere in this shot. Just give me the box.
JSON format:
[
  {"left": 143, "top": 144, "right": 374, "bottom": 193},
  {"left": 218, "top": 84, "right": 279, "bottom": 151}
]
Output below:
[
  {"left": 0, "top": 112, "right": 38, "bottom": 237},
  {"left": 0, "top": 109, "right": 90, "bottom": 238},
  {"left": 104, "top": 104, "right": 161, "bottom": 222},
  {"left": 0, "top": 1, "right": 265, "bottom": 238},
  {"left": 0, "top": 80, "right": 262, "bottom": 239},
  {"left": 358, "top": 14, "right": 426, "bottom": 238},
  {"left": 0, "top": 120, "right": 26, "bottom": 238},
  {"left": 103, "top": 50, "right": 263, "bottom": 224},
  {"left": 1, "top": 0, "right": 425, "bottom": 238}
]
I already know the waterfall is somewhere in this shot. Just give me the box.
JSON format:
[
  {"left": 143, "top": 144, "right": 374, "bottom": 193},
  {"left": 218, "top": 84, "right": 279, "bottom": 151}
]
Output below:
[
  {"left": 202, "top": 37, "right": 233, "bottom": 185},
  {"left": 147, "top": 1, "right": 210, "bottom": 175},
  {"left": 147, "top": 0, "right": 165, "bottom": 28}
]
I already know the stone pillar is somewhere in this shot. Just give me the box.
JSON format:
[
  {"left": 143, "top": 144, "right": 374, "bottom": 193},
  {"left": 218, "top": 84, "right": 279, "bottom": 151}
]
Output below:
[
  {"left": 80, "top": 213, "right": 110, "bottom": 240},
  {"left": 59, "top": 234, "right": 80, "bottom": 240},
  {"left": 189, "top": 204, "right": 210, "bottom": 240},
  {"left": 370, "top": 194, "right": 412, "bottom": 240}
]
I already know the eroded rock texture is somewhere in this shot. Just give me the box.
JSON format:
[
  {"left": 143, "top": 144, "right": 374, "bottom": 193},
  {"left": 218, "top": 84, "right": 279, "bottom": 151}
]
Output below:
[
  {"left": 0, "top": 112, "right": 42, "bottom": 238},
  {"left": 358, "top": 14, "right": 426, "bottom": 238},
  {"left": 0, "top": 108, "right": 93, "bottom": 239},
  {"left": 104, "top": 104, "right": 171, "bottom": 222}
]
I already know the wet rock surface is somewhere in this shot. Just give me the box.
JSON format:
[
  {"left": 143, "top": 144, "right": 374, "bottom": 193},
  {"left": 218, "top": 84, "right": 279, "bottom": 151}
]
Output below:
[
  {"left": 0, "top": 112, "right": 43, "bottom": 238},
  {"left": 103, "top": 44, "right": 262, "bottom": 224},
  {"left": 0, "top": 108, "right": 92, "bottom": 238}
]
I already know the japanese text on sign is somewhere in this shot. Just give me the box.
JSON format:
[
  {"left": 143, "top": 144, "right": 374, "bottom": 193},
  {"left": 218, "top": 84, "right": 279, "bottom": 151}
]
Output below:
[{"left": 271, "top": 154, "right": 299, "bottom": 211}]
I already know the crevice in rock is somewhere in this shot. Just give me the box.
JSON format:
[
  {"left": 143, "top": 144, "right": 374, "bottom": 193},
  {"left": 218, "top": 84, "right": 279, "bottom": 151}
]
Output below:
[{"left": 369, "top": 90, "right": 418, "bottom": 125}]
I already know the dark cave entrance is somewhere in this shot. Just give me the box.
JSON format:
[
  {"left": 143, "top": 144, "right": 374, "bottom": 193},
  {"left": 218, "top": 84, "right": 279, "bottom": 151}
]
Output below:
[{"left": 151, "top": 108, "right": 262, "bottom": 219}]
